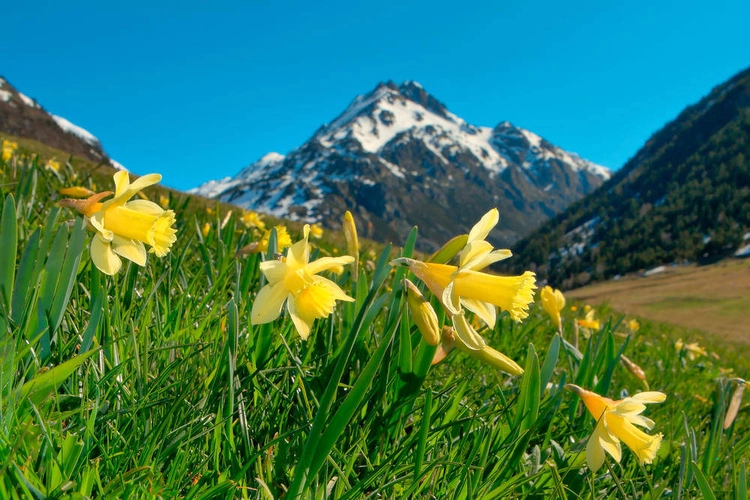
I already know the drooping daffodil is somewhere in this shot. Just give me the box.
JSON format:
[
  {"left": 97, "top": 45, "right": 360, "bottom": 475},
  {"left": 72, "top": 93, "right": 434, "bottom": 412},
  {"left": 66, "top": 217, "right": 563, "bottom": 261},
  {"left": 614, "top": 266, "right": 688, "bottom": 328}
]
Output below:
[
  {"left": 251, "top": 225, "right": 355, "bottom": 340},
  {"left": 59, "top": 171, "right": 177, "bottom": 275},
  {"left": 565, "top": 384, "right": 665, "bottom": 472}
]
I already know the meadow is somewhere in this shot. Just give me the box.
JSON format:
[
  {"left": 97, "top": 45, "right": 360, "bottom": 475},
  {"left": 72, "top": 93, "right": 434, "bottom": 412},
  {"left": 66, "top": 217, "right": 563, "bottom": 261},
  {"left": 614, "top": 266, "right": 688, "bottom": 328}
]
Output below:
[{"left": 1, "top": 147, "right": 749, "bottom": 499}]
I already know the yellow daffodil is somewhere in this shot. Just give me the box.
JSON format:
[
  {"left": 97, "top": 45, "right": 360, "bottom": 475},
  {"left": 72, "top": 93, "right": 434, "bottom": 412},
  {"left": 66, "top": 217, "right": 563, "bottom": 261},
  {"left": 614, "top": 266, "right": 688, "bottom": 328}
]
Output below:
[
  {"left": 541, "top": 285, "right": 565, "bottom": 330},
  {"left": 403, "top": 279, "right": 441, "bottom": 346},
  {"left": 392, "top": 209, "right": 535, "bottom": 328},
  {"left": 577, "top": 309, "right": 600, "bottom": 330},
  {"left": 2, "top": 140, "right": 18, "bottom": 161},
  {"left": 241, "top": 210, "right": 266, "bottom": 230},
  {"left": 675, "top": 339, "right": 707, "bottom": 360},
  {"left": 258, "top": 225, "right": 292, "bottom": 253},
  {"left": 59, "top": 186, "right": 96, "bottom": 198},
  {"left": 627, "top": 319, "right": 640, "bottom": 331},
  {"left": 45, "top": 158, "right": 61, "bottom": 173},
  {"left": 565, "top": 384, "right": 665, "bottom": 472},
  {"left": 59, "top": 171, "right": 177, "bottom": 275},
  {"left": 159, "top": 195, "right": 170, "bottom": 209},
  {"left": 309, "top": 223, "right": 324, "bottom": 239},
  {"left": 251, "top": 225, "right": 355, "bottom": 339},
  {"left": 570, "top": 305, "right": 578, "bottom": 312},
  {"left": 201, "top": 222, "right": 211, "bottom": 237},
  {"left": 343, "top": 211, "right": 359, "bottom": 280}
]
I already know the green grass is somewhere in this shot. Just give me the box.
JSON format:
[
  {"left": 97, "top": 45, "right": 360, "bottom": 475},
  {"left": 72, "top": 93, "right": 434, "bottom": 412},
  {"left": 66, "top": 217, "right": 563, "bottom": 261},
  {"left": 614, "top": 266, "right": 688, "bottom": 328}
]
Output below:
[{"left": 1, "top": 152, "right": 749, "bottom": 498}]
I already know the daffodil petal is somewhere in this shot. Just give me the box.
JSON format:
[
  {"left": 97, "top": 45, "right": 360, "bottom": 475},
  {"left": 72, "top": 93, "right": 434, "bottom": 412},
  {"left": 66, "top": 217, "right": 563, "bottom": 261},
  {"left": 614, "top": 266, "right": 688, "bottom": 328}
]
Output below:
[
  {"left": 285, "top": 237, "right": 309, "bottom": 269},
  {"left": 287, "top": 297, "right": 313, "bottom": 340},
  {"left": 630, "top": 392, "right": 667, "bottom": 404},
  {"left": 113, "top": 171, "right": 131, "bottom": 199},
  {"left": 90, "top": 235, "right": 122, "bottom": 275},
  {"left": 311, "top": 275, "right": 355, "bottom": 302},
  {"left": 124, "top": 199, "right": 165, "bottom": 216},
  {"left": 466, "top": 248, "right": 513, "bottom": 271},
  {"left": 89, "top": 213, "right": 114, "bottom": 241},
  {"left": 452, "top": 313, "right": 487, "bottom": 351},
  {"left": 305, "top": 256, "right": 355, "bottom": 276},
  {"left": 251, "top": 282, "right": 288, "bottom": 325},
  {"left": 111, "top": 235, "right": 147, "bottom": 266},
  {"left": 467, "top": 208, "right": 499, "bottom": 243},
  {"left": 598, "top": 418, "right": 622, "bottom": 463},
  {"left": 123, "top": 173, "right": 162, "bottom": 200},
  {"left": 459, "top": 240, "right": 493, "bottom": 269},
  {"left": 461, "top": 297, "right": 496, "bottom": 329},
  {"left": 259, "top": 260, "right": 288, "bottom": 284},
  {"left": 586, "top": 423, "right": 607, "bottom": 472}
]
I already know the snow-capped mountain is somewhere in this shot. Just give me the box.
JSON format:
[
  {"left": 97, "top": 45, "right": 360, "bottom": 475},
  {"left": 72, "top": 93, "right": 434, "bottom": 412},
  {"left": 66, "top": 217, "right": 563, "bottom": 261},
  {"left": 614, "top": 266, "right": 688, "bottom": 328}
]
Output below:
[
  {"left": 194, "top": 81, "right": 610, "bottom": 249},
  {"left": 0, "top": 76, "right": 124, "bottom": 169}
]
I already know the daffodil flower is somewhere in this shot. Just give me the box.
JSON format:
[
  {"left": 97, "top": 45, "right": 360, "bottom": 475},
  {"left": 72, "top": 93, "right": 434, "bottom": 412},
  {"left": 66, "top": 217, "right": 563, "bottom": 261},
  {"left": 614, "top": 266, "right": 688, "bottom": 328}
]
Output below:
[
  {"left": 577, "top": 309, "right": 600, "bottom": 330},
  {"left": 565, "top": 384, "right": 665, "bottom": 472},
  {"left": 675, "top": 339, "right": 707, "bottom": 360},
  {"left": 258, "top": 225, "right": 292, "bottom": 253},
  {"left": 59, "top": 171, "right": 177, "bottom": 275},
  {"left": 241, "top": 210, "right": 266, "bottom": 230},
  {"left": 439, "top": 324, "right": 524, "bottom": 375},
  {"left": 251, "top": 225, "right": 355, "bottom": 339},
  {"left": 392, "top": 209, "right": 535, "bottom": 328},
  {"left": 541, "top": 285, "right": 565, "bottom": 330},
  {"left": 2, "top": 140, "right": 18, "bottom": 161},
  {"left": 309, "top": 223, "right": 324, "bottom": 239}
]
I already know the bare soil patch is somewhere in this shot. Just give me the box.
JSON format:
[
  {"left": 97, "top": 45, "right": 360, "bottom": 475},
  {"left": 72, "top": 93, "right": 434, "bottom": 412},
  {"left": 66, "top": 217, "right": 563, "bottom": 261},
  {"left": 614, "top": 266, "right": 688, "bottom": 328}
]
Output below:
[{"left": 567, "top": 258, "right": 750, "bottom": 345}]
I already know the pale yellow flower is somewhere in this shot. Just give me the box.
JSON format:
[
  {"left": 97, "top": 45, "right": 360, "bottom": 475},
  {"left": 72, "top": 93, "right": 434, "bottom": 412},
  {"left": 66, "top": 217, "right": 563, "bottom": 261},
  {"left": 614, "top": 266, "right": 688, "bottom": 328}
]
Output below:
[
  {"left": 201, "top": 222, "right": 211, "bottom": 238},
  {"left": 2, "top": 140, "right": 18, "bottom": 161},
  {"left": 251, "top": 225, "right": 355, "bottom": 339},
  {"left": 577, "top": 309, "right": 600, "bottom": 330},
  {"left": 159, "top": 195, "right": 170, "bottom": 209},
  {"left": 565, "top": 384, "right": 665, "bottom": 472},
  {"left": 258, "top": 225, "right": 292, "bottom": 253},
  {"left": 59, "top": 171, "right": 177, "bottom": 275},
  {"left": 241, "top": 210, "right": 266, "bottom": 230},
  {"left": 393, "top": 209, "right": 535, "bottom": 329},
  {"left": 675, "top": 339, "right": 707, "bottom": 360},
  {"left": 45, "top": 158, "right": 61, "bottom": 173},
  {"left": 309, "top": 223, "right": 324, "bottom": 239},
  {"left": 627, "top": 319, "right": 640, "bottom": 331},
  {"left": 541, "top": 285, "right": 565, "bottom": 330}
]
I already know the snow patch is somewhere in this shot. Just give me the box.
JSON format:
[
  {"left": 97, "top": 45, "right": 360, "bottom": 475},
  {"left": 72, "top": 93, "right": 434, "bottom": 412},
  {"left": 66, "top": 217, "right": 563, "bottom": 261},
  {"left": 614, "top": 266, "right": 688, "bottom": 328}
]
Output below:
[
  {"left": 18, "top": 92, "right": 40, "bottom": 108},
  {"left": 50, "top": 114, "right": 100, "bottom": 147},
  {"left": 109, "top": 159, "right": 127, "bottom": 171},
  {"left": 643, "top": 266, "right": 666, "bottom": 276},
  {"left": 735, "top": 243, "right": 750, "bottom": 258},
  {"left": 0, "top": 90, "right": 11, "bottom": 102}
]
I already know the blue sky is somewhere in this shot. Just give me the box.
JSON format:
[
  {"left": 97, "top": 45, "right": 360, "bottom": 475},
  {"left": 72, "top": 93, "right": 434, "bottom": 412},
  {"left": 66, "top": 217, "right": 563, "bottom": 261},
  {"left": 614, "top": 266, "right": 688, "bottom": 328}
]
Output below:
[{"left": 4, "top": 1, "right": 749, "bottom": 190}]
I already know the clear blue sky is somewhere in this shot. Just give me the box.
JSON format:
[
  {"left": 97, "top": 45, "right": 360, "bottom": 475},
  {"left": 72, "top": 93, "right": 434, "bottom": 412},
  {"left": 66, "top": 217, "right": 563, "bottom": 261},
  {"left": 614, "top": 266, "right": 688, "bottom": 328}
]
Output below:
[{"left": 4, "top": 1, "right": 749, "bottom": 190}]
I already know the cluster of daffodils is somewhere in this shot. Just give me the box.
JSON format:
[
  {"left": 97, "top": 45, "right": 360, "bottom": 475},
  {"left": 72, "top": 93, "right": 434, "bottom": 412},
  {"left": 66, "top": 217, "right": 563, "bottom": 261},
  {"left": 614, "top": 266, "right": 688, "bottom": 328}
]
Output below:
[
  {"left": 393, "top": 208, "right": 536, "bottom": 376},
  {"left": 59, "top": 171, "right": 178, "bottom": 275}
]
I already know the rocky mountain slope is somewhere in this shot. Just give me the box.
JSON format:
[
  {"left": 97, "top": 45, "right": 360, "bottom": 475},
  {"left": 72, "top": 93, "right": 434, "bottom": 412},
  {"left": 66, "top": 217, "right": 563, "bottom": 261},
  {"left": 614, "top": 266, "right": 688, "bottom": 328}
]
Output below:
[
  {"left": 0, "top": 75, "right": 123, "bottom": 168},
  {"left": 194, "top": 81, "right": 609, "bottom": 250},
  {"left": 503, "top": 67, "right": 750, "bottom": 288}
]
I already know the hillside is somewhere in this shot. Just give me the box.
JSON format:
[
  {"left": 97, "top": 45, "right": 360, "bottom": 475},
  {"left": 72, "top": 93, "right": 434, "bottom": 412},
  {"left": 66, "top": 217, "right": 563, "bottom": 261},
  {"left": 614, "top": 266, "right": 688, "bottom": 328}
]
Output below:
[
  {"left": 194, "top": 81, "right": 609, "bottom": 251},
  {"left": 0, "top": 76, "right": 122, "bottom": 168},
  {"left": 505, "top": 67, "right": 750, "bottom": 288}
]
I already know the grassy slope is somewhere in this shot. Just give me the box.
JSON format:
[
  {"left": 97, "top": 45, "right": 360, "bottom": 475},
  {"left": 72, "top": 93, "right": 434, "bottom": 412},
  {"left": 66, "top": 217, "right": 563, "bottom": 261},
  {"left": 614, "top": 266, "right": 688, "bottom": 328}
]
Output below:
[
  {"left": 1, "top": 151, "right": 750, "bottom": 498},
  {"left": 568, "top": 259, "right": 750, "bottom": 345}
]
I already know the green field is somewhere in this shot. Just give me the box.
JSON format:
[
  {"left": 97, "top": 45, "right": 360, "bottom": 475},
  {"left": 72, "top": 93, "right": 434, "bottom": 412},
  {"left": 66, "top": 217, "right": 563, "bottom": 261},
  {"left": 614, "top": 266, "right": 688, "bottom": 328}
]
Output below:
[{"left": 1, "top": 151, "right": 749, "bottom": 498}]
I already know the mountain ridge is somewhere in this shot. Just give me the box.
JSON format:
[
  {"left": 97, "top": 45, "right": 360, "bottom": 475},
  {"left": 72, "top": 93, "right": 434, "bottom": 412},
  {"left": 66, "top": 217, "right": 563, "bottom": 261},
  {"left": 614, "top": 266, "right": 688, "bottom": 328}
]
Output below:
[{"left": 194, "top": 80, "right": 610, "bottom": 250}]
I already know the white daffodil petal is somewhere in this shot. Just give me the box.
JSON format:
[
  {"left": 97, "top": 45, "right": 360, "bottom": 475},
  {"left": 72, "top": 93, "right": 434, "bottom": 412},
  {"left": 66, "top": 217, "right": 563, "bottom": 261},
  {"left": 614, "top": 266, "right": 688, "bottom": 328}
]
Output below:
[
  {"left": 90, "top": 235, "right": 122, "bottom": 275},
  {"left": 111, "top": 235, "right": 147, "bottom": 266},
  {"left": 250, "top": 282, "right": 288, "bottom": 325}
]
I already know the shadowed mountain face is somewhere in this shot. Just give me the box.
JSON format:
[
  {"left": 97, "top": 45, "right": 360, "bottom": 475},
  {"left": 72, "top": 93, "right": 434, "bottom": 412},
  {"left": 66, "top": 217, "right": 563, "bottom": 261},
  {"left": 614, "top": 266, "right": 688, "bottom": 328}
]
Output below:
[
  {"left": 0, "top": 76, "right": 115, "bottom": 165},
  {"left": 504, "top": 67, "right": 750, "bottom": 289},
  {"left": 193, "top": 81, "right": 609, "bottom": 250}
]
